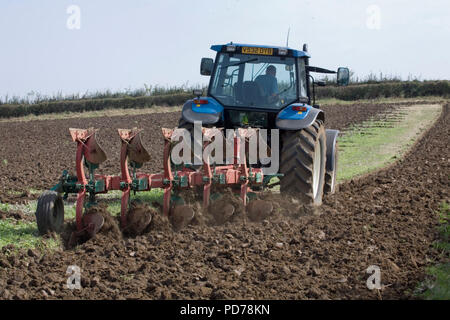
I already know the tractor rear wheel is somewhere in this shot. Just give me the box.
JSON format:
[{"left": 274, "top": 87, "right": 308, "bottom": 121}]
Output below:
[
  {"left": 35, "top": 190, "right": 64, "bottom": 235},
  {"left": 280, "top": 120, "right": 327, "bottom": 205}
]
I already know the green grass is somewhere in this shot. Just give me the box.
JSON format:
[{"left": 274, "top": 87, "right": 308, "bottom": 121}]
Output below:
[
  {"left": 337, "top": 104, "right": 442, "bottom": 181},
  {"left": 318, "top": 96, "right": 446, "bottom": 106},
  {"left": 0, "top": 202, "right": 11, "bottom": 211},
  {"left": 99, "top": 189, "right": 163, "bottom": 216},
  {"left": 33, "top": 188, "right": 164, "bottom": 222},
  {"left": 1, "top": 201, "right": 38, "bottom": 216},
  {"left": 0, "top": 200, "right": 60, "bottom": 252},
  {"left": 5, "top": 188, "right": 42, "bottom": 197},
  {"left": 225, "top": 104, "right": 443, "bottom": 193},
  {"left": 0, "top": 219, "right": 60, "bottom": 252},
  {"left": 0, "top": 188, "right": 164, "bottom": 251},
  {"left": 416, "top": 202, "right": 449, "bottom": 300}
]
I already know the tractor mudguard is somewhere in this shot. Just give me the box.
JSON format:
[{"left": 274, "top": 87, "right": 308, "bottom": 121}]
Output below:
[
  {"left": 181, "top": 98, "right": 223, "bottom": 125},
  {"left": 275, "top": 104, "right": 324, "bottom": 130},
  {"left": 325, "top": 129, "right": 339, "bottom": 172}
]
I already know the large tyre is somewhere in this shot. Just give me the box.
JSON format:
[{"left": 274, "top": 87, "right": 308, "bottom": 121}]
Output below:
[
  {"left": 324, "top": 143, "right": 338, "bottom": 195},
  {"left": 35, "top": 190, "right": 64, "bottom": 235},
  {"left": 280, "top": 120, "right": 327, "bottom": 205}
]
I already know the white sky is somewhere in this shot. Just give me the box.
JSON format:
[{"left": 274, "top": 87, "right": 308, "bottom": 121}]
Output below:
[{"left": 0, "top": 0, "right": 449, "bottom": 98}]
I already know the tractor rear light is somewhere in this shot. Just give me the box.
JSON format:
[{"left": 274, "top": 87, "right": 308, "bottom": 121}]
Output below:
[
  {"left": 226, "top": 45, "right": 236, "bottom": 52},
  {"left": 292, "top": 106, "right": 307, "bottom": 112},
  {"left": 193, "top": 99, "right": 209, "bottom": 105},
  {"left": 278, "top": 48, "right": 288, "bottom": 55}
]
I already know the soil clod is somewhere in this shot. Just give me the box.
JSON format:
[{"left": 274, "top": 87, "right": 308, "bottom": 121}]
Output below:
[
  {"left": 123, "top": 201, "right": 154, "bottom": 236},
  {"left": 246, "top": 200, "right": 274, "bottom": 222},
  {"left": 169, "top": 205, "right": 195, "bottom": 231}
]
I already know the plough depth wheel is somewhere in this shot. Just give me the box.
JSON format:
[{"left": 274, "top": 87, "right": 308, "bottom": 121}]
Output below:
[{"left": 35, "top": 190, "right": 65, "bottom": 235}]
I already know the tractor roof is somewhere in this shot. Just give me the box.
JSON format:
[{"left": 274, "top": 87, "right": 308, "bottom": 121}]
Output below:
[{"left": 210, "top": 43, "right": 311, "bottom": 58}]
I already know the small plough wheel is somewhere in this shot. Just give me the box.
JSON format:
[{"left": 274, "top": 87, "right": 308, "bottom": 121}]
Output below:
[
  {"left": 280, "top": 119, "right": 327, "bottom": 205},
  {"left": 35, "top": 190, "right": 65, "bottom": 234}
]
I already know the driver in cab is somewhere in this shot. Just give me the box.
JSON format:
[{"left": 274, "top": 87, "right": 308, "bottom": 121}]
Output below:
[{"left": 255, "top": 65, "right": 278, "bottom": 103}]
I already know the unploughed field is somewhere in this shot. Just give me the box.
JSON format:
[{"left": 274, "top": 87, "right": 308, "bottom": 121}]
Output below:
[{"left": 0, "top": 101, "right": 448, "bottom": 300}]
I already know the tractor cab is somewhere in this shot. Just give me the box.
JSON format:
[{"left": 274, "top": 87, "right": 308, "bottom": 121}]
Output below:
[
  {"left": 195, "top": 43, "right": 349, "bottom": 129},
  {"left": 206, "top": 44, "right": 308, "bottom": 110}
]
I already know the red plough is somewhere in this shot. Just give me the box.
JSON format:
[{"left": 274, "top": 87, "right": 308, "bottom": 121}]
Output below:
[{"left": 36, "top": 127, "right": 270, "bottom": 243}]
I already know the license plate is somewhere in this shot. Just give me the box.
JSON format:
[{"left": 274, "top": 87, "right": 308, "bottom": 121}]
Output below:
[{"left": 241, "top": 47, "right": 273, "bottom": 55}]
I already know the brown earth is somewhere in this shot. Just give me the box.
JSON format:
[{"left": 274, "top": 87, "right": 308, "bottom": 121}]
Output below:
[
  {"left": 0, "top": 209, "right": 34, "bottom": 222},
  {"left": 0, "top": 103, "right": 448, "bottom": 300},
  {"left": 0, "top": 103, "right": 396, "bottom": 203}
]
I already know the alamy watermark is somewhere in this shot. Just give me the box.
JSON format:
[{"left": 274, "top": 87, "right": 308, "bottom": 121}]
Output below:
[
  {"left": 170, "top": 122, "right": 280, "bottom": 175},
  {"left": 66, "top": 5, "right": 81, "bottom": 30},
  {"left": 66, "top": 265, "right": 81, "bottom": 289},
  {"left": 366, "top": 4, "right": 381, "bottom": 30},
  {"left": 366, "top": 265, "right": 382, "bottom": 290}
]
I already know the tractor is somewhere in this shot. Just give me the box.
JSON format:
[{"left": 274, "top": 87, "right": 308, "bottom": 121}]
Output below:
[
  {"left": 180, "top": 42, "right": 349, "bottom": 205},
  {"left": 34, "top": 42, "right": 349, "bottom": 244}
]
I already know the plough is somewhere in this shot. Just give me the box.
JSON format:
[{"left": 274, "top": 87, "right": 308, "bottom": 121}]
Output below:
[{"left": 35, "top": 126, "right": 276, "bottom": 243}]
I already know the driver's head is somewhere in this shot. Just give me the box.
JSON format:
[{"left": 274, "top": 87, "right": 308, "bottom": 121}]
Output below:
[{"left": 266, "top": 65, "right": 276, "bottom": 77}]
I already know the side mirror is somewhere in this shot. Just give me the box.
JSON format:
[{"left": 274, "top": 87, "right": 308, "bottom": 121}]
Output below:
[
  {"left": 193, "top": 89, "right": 203, "bottom": 97},
  {"left": 200, "top": 58, "right": 214, "bottom": 76},
  {"left": 337, "top": 67, "right": 350, "bottom": 86}
]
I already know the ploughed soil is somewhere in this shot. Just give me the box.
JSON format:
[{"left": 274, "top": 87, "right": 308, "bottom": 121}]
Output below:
[
  {"left": 0, "top": 103, "right": 395, "bottom": 203},
  {"left": 0, "top": 102, "right": 448, "bottom": 300}
]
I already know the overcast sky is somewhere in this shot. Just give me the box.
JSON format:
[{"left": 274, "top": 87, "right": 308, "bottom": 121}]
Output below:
[{"left": 0, "top": 0, "right": 449, "bottom": 99}]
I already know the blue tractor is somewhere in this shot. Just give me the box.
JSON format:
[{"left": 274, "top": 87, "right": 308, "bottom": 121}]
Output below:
[{"left": 179, "top": 43, "right": 350, "bottom": 206}]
